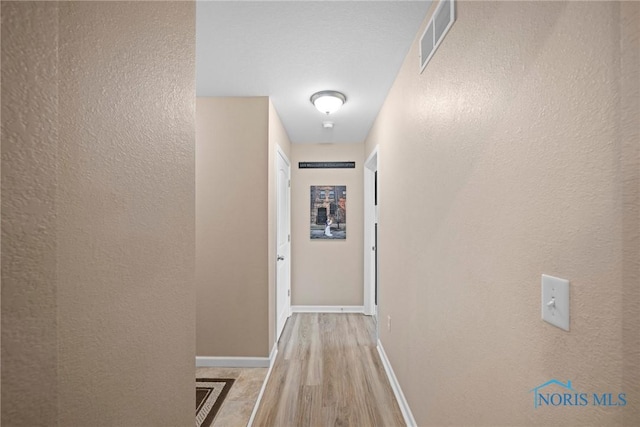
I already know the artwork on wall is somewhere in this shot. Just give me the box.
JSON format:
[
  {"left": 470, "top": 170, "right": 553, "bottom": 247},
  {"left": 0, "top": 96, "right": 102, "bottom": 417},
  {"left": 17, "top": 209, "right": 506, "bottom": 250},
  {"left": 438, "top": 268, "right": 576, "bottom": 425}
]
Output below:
[{"left": 310, "top": 185, "right": 347, "bottom": 240}]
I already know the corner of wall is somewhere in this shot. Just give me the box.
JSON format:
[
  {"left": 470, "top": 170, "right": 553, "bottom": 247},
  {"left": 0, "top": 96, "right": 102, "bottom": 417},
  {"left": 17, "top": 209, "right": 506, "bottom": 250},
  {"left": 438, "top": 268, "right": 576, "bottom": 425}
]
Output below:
[{"left": 196, "top": 97, "right": 271, "bottom": 358}]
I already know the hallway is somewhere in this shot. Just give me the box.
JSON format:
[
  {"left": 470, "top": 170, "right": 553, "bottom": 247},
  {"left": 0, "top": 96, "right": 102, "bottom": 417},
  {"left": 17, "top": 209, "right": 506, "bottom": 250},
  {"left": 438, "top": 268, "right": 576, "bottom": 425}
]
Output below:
[
  {"left": 252, "top": 313, "right": 405, "bottom": 427},
  {"left": 2, "top": 2, "right": 638, "bottom": 426}
]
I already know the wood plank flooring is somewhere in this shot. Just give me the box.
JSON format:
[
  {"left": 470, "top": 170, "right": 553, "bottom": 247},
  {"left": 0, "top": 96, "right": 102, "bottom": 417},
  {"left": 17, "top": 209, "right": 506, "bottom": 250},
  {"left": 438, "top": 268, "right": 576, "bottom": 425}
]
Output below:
[{"left": 252, "top": 313, "right": 405, "bottom": 427}]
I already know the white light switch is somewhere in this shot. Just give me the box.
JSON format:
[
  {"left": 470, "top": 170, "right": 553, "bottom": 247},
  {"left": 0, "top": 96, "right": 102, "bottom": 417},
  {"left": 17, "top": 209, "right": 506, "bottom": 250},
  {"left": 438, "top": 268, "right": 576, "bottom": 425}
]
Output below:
[{"left": 541, "top": 274, "right": 570, "bottom": 331}]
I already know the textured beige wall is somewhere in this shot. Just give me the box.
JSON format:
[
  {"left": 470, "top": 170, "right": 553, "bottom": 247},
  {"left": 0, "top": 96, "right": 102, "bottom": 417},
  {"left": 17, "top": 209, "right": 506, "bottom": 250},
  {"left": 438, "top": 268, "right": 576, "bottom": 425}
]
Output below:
[
  {"left": 1, "top": 3, "right": 59, "bottom": 424},
  {"left": 291, "top": 143, "right": 364, "bottom": 307},
  {"left": 196, "top": 97, "right": 270, "bottom": 357},
  {"left": 366, "top": 1, "right": 639, "bottom": 425},
  {"left": 0, "top": 2, "right": 2, "bottom": 426},
  {"left": 268, "top": 100, "right": 292, "bottom": 347},
  {"left": 1, "top": 4, "right": 2, "bottom": 422},
  {"left": 2, "top": 2, "right": 196, "bottom": 426},
  {"left": 619, "top": 4, "right": 640, "bottom": 426}
]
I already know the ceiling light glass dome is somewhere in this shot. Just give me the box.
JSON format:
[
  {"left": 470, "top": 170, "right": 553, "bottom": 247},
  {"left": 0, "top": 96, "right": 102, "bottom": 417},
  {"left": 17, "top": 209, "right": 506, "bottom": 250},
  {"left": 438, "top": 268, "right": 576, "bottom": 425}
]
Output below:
[{"left": 310, "top": 91, "right": 346, "bottom": 115}]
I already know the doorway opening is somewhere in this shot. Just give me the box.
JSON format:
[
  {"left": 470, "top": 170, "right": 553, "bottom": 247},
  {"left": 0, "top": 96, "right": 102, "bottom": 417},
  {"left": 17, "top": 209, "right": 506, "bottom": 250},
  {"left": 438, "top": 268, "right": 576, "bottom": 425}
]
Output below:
[{"left": 316, "top": 207, "right": 327, "bottom": 224}]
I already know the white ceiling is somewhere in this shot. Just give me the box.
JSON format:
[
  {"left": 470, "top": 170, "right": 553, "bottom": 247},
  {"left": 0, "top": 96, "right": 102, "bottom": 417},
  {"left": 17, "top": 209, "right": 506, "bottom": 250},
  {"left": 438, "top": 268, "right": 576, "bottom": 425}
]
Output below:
[{"left": 196, "top": 1, "right": 432, "bottom": 144}]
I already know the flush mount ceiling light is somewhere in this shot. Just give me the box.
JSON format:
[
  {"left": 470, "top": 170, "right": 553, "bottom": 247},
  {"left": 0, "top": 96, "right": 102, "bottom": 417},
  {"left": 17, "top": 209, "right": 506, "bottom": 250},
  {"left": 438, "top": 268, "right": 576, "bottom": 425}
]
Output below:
[{"left": 310, "top": 90, "right": 346, "bottom": 115}]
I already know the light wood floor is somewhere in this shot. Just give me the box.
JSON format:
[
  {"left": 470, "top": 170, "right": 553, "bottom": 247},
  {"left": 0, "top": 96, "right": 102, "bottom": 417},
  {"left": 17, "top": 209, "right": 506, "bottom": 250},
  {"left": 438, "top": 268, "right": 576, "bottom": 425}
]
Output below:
[{"left": 252, "top": 313, "right": 405, "bottom": 427}]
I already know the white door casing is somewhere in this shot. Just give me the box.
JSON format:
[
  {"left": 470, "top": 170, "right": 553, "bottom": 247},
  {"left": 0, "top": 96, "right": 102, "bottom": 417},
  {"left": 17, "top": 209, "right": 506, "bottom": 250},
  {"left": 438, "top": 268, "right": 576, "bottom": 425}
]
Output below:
[
  {"left": 276, "top": 146, "right": 291, "bottom": 341},
  {"left": 364, "top": 147, "right": 378, "bottom": 318}
]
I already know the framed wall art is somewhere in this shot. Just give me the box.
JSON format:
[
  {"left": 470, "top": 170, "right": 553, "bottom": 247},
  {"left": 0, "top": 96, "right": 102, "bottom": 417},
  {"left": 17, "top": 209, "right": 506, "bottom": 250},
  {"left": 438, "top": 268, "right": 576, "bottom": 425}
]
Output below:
[{"left": 310, "top": 185, "right": 346, "bottom": 240}]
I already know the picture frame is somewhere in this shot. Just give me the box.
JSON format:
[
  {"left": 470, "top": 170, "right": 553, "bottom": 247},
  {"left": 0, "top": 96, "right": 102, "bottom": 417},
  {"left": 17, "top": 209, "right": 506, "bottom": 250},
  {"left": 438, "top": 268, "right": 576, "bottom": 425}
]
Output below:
[{"left": 310, "top": 185, "right": 346, "bottom": 240}]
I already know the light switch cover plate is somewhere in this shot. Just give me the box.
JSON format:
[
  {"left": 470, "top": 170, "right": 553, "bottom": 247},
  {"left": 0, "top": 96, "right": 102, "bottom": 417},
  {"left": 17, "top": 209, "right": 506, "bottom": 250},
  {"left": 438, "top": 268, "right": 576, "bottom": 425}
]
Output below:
[{"left": 541, "top": 274, "right": 570, "bottom": 331}]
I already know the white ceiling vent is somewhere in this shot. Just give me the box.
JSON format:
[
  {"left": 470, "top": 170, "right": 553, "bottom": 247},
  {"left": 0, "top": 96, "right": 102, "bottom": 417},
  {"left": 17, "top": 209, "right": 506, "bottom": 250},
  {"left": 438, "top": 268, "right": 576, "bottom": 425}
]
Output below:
[{"left": 419, "top": 0, "right": 456, "bottom": 73}]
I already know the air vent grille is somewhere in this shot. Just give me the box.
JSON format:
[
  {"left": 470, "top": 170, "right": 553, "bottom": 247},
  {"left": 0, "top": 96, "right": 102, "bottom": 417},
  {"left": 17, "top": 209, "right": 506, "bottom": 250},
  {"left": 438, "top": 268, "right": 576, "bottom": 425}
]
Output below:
[{"left": 419, "top": 0, "right": 456, "bottom": 73}]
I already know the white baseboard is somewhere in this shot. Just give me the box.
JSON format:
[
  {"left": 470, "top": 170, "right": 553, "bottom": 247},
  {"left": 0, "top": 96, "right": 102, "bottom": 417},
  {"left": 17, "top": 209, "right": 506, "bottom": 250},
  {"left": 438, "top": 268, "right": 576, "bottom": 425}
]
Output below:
[
  {"left": 196, "top": 349, "right": 274, "bottom": 368},
  {"left": 247, "top": 343, "right": 278, "bottom": 427},
  {"left": 291, "top": 305, "right": 365, "bottom": 314},
  {"left": 377, "top": 340, "right": 417, "bottom": 427}
]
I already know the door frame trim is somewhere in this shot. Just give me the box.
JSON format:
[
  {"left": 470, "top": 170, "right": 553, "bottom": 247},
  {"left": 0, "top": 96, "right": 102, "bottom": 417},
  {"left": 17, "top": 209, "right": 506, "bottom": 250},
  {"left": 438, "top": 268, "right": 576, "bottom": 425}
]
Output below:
[{"left": 364, "top": 146, "right": 378, "bottom": 316}]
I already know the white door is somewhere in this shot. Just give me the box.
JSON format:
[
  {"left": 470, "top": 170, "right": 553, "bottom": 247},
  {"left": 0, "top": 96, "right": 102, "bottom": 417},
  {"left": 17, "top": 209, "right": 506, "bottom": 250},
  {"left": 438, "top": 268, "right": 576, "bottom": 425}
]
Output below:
[{"left": 276, "top": 147, "right": 291, "bottom": 341}]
